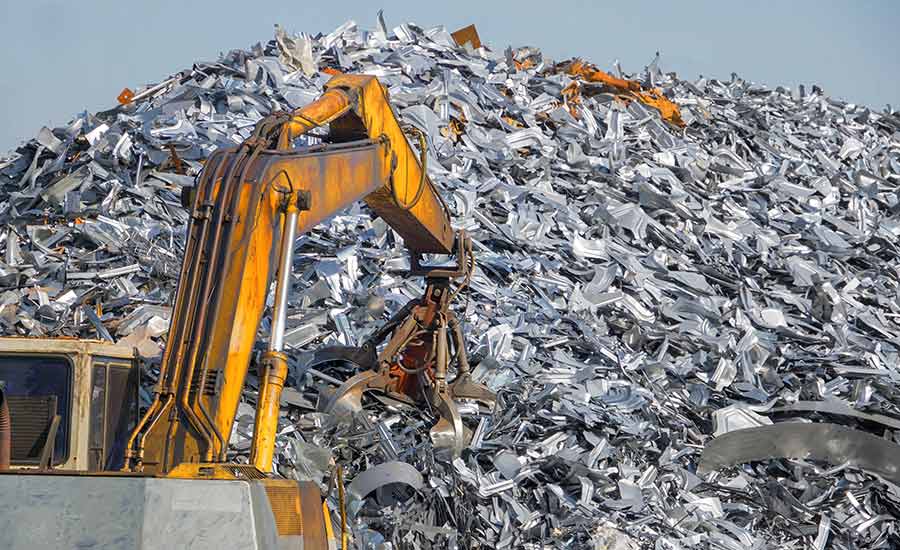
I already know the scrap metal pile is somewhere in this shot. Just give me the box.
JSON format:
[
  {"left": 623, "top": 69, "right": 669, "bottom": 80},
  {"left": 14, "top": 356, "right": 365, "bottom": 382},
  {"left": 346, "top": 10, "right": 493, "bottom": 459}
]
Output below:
[{"left": 3, "top": 15, "right": 900, "bottom": 550}]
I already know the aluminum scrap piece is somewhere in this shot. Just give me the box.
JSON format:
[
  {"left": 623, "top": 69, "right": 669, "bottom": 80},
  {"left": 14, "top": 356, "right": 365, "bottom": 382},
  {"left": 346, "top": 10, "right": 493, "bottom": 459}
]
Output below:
[
  {"left": 347, "top": 460, "right": 424, "bottom": 503},
  {"left": 768, "top": 399, "right": 900, "bottom": 431},
  {"left": 699, "top": 422, "right": 900, "bottom": 484},
  {"left": 712, "top": 404, "right": 773, "bottom": 436}
]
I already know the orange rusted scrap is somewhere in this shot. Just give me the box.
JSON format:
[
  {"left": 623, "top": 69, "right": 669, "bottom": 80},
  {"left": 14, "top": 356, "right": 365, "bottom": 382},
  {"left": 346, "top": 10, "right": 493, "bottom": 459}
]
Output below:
[
  {"left": 441, "top": 116, "right": 467, "bottom": 142},
  {"left": 561, "top": 80, "right": 583, "bottom": 118},
  {"left": 562, "top": 59, "right": 684, "bottom": 127},
  {"left": 160, "top": 144, "right": 186, "bottom": 175},
  {"left": 321, "top": 66, "right": 342, "bottom": 76},
  {"left": 634, "top": 88, "right": 684, "bottom": 127},
  {"left": 565, "top": 59, "right": 641, "bottom": 93},
  {"left": 502, "top": 115, "right": 524, "bottom": 129},
  {"left": 451, "top": 24, "right": 482, "bottom": 50},
  {"left": 117, "top": 88, "right": 135, "bottom": 105},
  {"left": 514, "top": 57, "right": 534, "bottom": 71}
]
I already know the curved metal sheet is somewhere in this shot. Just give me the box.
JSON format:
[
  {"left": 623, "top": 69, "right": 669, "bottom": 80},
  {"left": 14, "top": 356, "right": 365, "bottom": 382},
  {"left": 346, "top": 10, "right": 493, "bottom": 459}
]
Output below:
[
  {"left": 699, "top": 423, "right": 900, "bottom": 484},
  {"left": 347, "top": 461, "right": 423, "bottom": 502}
]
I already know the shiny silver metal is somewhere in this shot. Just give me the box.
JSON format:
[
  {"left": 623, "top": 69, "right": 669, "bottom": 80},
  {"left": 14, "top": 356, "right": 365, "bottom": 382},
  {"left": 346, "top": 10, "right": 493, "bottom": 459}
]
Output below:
[{"left": 268, "top": 206, "right": 299, "bottom": 354}]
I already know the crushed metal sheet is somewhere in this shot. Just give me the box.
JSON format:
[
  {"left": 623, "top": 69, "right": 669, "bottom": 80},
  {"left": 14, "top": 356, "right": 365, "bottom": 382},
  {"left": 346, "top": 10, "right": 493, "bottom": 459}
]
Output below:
[
  {"left": 699, "top": 422, "right": 900, "bottom": 484},
  {"left": 768, "top": 399, "right": 900, "bottom": 431},
  {"left": 347, "top": 460, "right": 424, "bottom": 502}
]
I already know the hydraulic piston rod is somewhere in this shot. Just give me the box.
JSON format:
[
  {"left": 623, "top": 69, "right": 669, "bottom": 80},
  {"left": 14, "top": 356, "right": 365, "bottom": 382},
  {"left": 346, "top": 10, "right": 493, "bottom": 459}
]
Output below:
[
  {"left": 269, "top": 201, "right": 299, "bottom": 354},
  {"left": 249, "top": 197, "right": 299, "bottom": 472}
]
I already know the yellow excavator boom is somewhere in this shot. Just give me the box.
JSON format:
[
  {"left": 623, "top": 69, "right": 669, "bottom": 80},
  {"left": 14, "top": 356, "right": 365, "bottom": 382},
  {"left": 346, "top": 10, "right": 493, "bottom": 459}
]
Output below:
[{"left": 126, "top": 74, "right": 457, "bottom": 474}]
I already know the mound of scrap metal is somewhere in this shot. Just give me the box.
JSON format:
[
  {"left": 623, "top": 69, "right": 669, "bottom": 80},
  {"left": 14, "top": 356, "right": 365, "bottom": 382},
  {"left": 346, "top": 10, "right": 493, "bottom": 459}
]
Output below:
[{"left": 3, "top": 15, "right": 900, "bottom": 550}]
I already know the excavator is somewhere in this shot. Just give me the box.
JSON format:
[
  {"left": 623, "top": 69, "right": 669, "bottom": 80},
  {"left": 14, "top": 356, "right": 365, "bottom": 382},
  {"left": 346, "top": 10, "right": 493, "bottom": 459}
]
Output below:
[{"left": 0, "top": 73, "right": 494, "bottom": 549}]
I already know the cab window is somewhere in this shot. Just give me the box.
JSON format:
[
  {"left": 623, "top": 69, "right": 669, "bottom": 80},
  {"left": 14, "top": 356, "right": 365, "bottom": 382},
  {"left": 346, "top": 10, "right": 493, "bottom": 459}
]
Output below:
[
  {"left": 89, "top": 359, "right": 139, "bottom": 471},
  {"left": 0, "top": 355, "right": 72, "bottom": 465}
]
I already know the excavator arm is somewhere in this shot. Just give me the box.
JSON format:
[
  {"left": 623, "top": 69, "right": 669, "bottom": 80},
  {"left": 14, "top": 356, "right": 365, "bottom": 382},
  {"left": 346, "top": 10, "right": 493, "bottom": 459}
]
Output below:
[{"left": 125, "top": 75, "right": 486, "bottom": 475}]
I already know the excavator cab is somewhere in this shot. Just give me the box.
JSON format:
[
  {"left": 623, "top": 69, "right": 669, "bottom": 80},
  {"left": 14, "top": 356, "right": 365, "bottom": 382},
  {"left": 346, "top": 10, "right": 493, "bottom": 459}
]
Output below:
[
  {"left": 0, "top": 337, "right": 139, "bottom": 472},
  {"left": 0, "top": 339, "right": 334, "bottom": 550}
]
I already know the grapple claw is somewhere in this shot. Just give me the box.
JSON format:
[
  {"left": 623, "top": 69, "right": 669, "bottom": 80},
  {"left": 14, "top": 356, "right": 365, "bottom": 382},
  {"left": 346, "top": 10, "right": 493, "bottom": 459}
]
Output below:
[
  {"left": 449, "top": 373, "right": 495, "bottom": 409},
  {"left": 429, "top": 390, "right": 465, "bottom": 457},
  {"left": 313, "top": 231, "right": 492, "bottom": 458}
]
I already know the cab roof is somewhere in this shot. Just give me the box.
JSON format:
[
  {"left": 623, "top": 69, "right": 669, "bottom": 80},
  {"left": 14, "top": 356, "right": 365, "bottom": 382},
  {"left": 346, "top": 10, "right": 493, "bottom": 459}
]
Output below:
[{"left": 0, "top": 337, "right": 135, "bottom": 360}]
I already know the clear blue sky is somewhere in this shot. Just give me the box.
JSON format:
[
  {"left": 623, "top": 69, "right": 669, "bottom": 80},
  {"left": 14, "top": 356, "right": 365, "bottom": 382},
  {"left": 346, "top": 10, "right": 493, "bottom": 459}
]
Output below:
[{"left": 1, "top": 1, "right": 898, "bottom": 152}]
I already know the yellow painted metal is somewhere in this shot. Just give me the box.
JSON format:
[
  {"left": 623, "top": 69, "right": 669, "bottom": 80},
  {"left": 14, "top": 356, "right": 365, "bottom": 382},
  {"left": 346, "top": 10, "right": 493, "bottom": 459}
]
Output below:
[
  {"left": 284, "top": 74, "right": 455, "bottom": 254},
  {"left": 249, "top": 351, "right": 288, "bottom": 472},
  {"left": 263, "top": 478, "right": 307, "bottom": 535},
  {"left": 140, "top": 140, "right": 393, "bottom": 473},
  {"left": 165, "top": 462, "right": 265, "bottom": 480},
  {"left": 133, "top": 74, "right": 457, "bottom": 475},
  {"left": 6, "top": 73, "right": 459, "bottom": 543},
  {"left": 322, "top": 501, "right": 336, "bottom": 544},
  {"left": 279, "top": 89, "right": 352, "bottom": 147},
  {"left": 263, "top": 478, "right": 329, "bottom": 548}
]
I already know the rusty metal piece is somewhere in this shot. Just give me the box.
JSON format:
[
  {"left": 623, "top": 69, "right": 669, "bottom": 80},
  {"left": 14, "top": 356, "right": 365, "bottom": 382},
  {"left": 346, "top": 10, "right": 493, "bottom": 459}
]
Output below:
[
  {"left": 38, "top": 413, "right": 61, "bottom": 470},
  {"left": 560, "top": 81, "right": 583, "bottom": 118},
  {"left": 564, "top": 59, "right": 641, "bottom": 92},
  {"left": 632, "top": 88, "right": 685, "bottom": 127},
  {"left": 562, "top": 59, "right": 685, "bottom": 127},
  {"left": 449, "top": 373, "right": 495, "bottom": 408},
  {"left": 441, "top": 116, "right": 466, "bottom": 143},
  {"left": 451, "top": 24, "right": 482, "bottom": 50},
  {"left": 116, "top": 88, "right": 135, "bottom": 105},
  {"left": 337, "top": 466, "right": 348, "bottom": 550},
  {"left": 158, "top": 144, "right": 186, "bottom": 175},
  {"left": 320, "top": 231, "right": 491, "bottom": 457}
]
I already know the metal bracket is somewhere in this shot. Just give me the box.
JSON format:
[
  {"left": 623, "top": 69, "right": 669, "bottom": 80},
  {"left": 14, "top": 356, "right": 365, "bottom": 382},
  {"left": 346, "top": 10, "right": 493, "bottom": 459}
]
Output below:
[
  {"left": 408, "top": 230, "right": 471, "bottom": 279},
  {"left": 296, "top": 189, "right": 311, "bottom": 211},
  {"left": 180, "top": 185, "right": 196, "bottom": 210}
]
